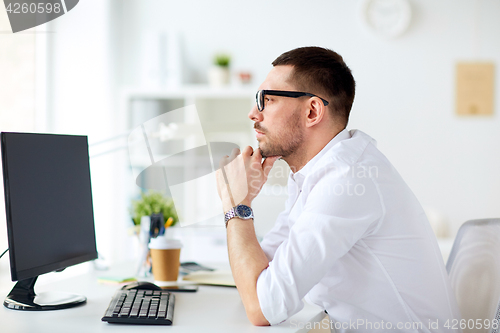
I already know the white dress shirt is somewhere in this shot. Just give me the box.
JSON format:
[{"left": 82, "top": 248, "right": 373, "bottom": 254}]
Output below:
[{"left": 257, "top": 129, "right": 461, "bottom": 332}]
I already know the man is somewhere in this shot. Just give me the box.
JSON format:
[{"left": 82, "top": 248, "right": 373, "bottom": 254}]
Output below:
[{"left": 216, "top": 46, "right": 460, "bottom": 332}]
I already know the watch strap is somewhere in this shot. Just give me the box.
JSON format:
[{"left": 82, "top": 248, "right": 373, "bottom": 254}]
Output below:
[{"left": 224, "top": 208, "right": 237, "bottom": 225}]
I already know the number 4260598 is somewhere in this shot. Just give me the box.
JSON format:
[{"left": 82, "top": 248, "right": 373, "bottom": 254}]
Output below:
[{"left": 6, "top": 2, "right": 62, "bottom": 14}]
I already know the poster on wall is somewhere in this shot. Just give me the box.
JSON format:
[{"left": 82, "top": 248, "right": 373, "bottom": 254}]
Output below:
[{"left": 456, "top": 62, "right": 495, "bottom": 116}]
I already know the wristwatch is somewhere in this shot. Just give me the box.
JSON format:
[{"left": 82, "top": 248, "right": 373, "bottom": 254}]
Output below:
[{"left": 224, "top": 204, "right": 254, "bottom": 227}]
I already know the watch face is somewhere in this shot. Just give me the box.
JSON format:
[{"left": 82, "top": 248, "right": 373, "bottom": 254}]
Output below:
[{"left": 236, "top": 205, "right": 252, "bottom": 219}]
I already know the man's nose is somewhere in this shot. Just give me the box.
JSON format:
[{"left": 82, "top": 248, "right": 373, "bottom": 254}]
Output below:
[{"left": 248, "top": 104, "right": 262, "bottom": 122}]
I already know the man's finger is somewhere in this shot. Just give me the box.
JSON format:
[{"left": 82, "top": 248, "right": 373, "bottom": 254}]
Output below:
[
  {"left": 230, "top": 147, "right": 241, "bottom": 157},
  {"left": 227, "top": 148, "right": 241, "bottom": 164},
  {"left": 242, "top": 146, "right": 254, "bottom": 157},
  {"left": 262, "top": 155, "right": 281, "bottom": 178},
  {"left": 253, "top": 147, "right": 262, "bottom": 160},
  {"left": 219, "top": 155, "right": 229, "bottom": 169}
]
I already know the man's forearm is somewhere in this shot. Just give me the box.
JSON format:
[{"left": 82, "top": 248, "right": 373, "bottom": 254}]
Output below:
[{"left": 227, "top": 217, "right": 270, "bottom": 326}]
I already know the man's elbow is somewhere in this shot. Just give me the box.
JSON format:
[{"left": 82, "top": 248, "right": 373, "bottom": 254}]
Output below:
[{"left": 247, "top": 308, "right": 270, "bottom": 326}]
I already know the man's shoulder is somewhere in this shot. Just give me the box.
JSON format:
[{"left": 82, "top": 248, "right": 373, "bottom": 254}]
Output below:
[
  {"left": 303, "top": 129, "right": 401, "bottom": 193},
  {"left": 315, "top": 129, "right": 382, "bottom": 170}
]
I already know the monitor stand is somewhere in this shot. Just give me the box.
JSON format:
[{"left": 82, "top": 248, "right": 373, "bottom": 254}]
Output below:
[{"left": 3, "top": 276, "right": 87, "bottom": 311}]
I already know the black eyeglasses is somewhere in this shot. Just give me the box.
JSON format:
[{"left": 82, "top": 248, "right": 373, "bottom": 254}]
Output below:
[{"left": 256, "top": 89, "right": 329, "bottom": 112}]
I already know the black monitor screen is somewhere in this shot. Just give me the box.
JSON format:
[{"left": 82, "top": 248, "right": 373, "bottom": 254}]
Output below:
[{"left": 1, "top": 132, "right": 97, "bottom": 281}]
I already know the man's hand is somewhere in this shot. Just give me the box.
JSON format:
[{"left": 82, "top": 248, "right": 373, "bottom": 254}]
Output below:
[{"left": 216, "top": 146, "right": 280, "bottom": 212}]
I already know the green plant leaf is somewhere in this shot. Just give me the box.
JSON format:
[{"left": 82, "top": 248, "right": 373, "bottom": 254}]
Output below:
[
  {"left": 130, "top": 190, "right": 178, "bottom": 227},
  {"left": 214, "top": 53, "right": 230, "bottom": 67}
]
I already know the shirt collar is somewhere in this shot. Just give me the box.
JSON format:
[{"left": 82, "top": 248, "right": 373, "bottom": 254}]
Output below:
[{"left": 289, "top": 129, "right": 351, "bottom": 190}]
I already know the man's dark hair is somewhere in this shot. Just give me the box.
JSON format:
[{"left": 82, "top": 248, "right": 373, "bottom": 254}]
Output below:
[{"left": 272, "top": 46, "right": 355, "bottom": 127}]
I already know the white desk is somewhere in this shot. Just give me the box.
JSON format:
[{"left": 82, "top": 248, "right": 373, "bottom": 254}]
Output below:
[{"left": 0, "top": 264, "right": 324, "bottom": 333}]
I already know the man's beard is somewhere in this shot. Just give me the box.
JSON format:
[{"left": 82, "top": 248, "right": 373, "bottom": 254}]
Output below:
[{"left": 255, "top": 109, "right": 304, "bottom": 158}]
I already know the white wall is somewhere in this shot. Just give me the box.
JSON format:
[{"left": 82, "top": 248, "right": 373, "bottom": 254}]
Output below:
[{"left": 116, "top": 0, "right": 500, "bottom": 235}]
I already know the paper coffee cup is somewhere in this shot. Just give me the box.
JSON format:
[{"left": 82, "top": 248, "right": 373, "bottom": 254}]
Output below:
[{"left": 149, "top": 237, "right": 182, "bottom": 282}]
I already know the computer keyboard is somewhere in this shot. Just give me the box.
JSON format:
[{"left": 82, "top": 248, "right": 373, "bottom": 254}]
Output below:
[{"left": 101, "top": 289, "right": 175, "bottom": 325}]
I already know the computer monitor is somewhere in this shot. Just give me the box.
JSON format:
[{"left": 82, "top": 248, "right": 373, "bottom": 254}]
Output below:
[{"left": 1, "top": 132, "right": 98, "bottom": 311}]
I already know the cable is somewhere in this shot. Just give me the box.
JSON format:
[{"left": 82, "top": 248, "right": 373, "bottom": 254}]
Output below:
[{"left": 0, "top": 248, "right": 8, "bottom": 259}]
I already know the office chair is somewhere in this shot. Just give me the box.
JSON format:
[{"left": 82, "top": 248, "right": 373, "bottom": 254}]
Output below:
[{"left": 446, "top": 219, "right": 500, "bottom": 333}]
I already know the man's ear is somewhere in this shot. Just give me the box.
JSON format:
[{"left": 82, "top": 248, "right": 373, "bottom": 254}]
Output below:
[{"left": 305, "top": 97, "right": 326, "bottom": 128}]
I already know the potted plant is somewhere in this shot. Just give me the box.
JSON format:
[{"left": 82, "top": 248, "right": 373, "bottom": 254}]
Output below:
[
  {"left": 208, "top": 53, "right": 231, "bottom": 86},
  {"left": 130, "top": 190, "right": 179, "bottom": 235}
]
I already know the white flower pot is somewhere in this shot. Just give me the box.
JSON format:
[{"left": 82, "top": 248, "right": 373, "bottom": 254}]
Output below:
[{"left": 208, "top": 66, "right": 230, "bottom": 87}]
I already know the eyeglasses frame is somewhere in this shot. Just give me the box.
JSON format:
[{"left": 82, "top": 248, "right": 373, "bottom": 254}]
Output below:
[{"left": 256, "top": 89, "right": 329, "bottom": 112}]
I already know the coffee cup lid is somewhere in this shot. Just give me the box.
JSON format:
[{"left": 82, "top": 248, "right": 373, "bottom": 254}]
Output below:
[{"left": 149, "top": 236, "right": 182, "bottom": 250}]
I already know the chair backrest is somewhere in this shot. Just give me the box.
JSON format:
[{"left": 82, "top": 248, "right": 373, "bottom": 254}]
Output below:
[{"left": 446, "top": 219, "right": 500, "bottom": 333}]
